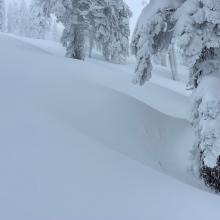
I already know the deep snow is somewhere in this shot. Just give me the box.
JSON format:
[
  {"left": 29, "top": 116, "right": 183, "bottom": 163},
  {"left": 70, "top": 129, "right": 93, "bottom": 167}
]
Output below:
[{"left": 1, "top": 33, "right": 220, "bottom": 219}]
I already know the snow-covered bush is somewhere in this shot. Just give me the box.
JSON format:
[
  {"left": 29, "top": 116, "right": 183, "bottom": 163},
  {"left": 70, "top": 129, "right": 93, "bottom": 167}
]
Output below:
[{"left": 0, "top": 0, "right": 5, "bottom": 31}]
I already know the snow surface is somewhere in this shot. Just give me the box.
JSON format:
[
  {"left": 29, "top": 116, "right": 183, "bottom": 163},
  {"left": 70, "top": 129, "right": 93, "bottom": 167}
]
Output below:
[
  {"left": 1, "top": 33, "right": 220, "bottom": 219},
  {"left": 11, "top": 34, "right": 191, "bottom": 119}
]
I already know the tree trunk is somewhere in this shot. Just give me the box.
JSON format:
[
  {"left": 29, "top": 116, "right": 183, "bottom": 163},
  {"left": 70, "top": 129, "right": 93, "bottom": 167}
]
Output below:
[
  {"left": 169, "top": 45, "right": 178, "bottom": 81},
  {"left": 89, "top": 32, "right": 94, "bottom": 58}
]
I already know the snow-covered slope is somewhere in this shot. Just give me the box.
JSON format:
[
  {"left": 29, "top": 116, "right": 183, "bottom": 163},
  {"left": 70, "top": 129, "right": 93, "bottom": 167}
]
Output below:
[
  {"left": 11, "top": 34, "right": 191, "bottom": 119},
  {"left": 1, "top": 33, "right": 220, "bottom": 220}
]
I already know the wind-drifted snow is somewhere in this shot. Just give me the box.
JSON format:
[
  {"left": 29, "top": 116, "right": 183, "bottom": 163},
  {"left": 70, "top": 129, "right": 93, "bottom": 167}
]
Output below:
[{"left": 1, "top": 33, "right": 220, "bottom": 219}]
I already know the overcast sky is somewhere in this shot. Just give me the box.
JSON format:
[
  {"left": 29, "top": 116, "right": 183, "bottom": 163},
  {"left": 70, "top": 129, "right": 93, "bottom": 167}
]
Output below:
[{"left": 8, "top": 0, "right": 148, "bottom": 32}]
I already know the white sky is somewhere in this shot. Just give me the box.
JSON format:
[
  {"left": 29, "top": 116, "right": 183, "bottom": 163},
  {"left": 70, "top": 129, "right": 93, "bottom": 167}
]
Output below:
[{"left": 8, "top": 0, "right": 148, "bottom": 32}]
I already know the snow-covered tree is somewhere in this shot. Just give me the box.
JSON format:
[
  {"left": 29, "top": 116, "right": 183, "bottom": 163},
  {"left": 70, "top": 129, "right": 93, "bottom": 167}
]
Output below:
[
  {"left": 111, "top": 0, "right": 132, "bottom": 63},
  {"left": 28, "top": 0, "right": 52, "bottom": 39},
  {"left": 59, "top": 0, "right": 89, "bottom": 59},
  {"left": 7, "top": 0, "right": 29, "bottom": 36},
  {"left": 89, "top": 0, "right": 131, "bottom": 63},
  {"left": 38, "top": 0, "right": 131, "bottom": 62},
  {"left": 133, "top": 0, "right": 220, "bottom": 191},
  {"left": 38, "top": 0, "right": 89, "bottom": 59},
  {"left": 0, "top": 0, "right": 5, "bottom": 31},
  {"left": 50, "top": 18, "right": 62, "bottom": 42},
  {"left": 7, "top": 2, "right": 20, "bottom": 34},
  {"left": 131, "top": 0, "right": 184, "bottom": 85},
  {"left": 18, "top": 0, "right": 29, "bottom": 37},
  {"left": 174, "top": 0, "right": 220, "bottom": 191}
]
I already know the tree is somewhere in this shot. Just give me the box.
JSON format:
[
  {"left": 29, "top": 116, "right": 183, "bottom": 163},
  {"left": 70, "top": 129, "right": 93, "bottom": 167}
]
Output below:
[
  {"left": 7, "top": 2, "right": 20, "bottom": 34},
  {"left": 18, "top": 0, "right": 29, "bottom": 37},
  {"left": 89, "top": 0, "right": 131, "bottom": 63},
  {"left": 133, "top": 0, "right": 220, "bottom": 192},
  {"left": 38, "top": 0, "right": 89, "bottom": 60},
  {"left": 38, "top": 0, "right": 131, "bottom": 62},
  {"left": 0, "top": 0, "right": 5, "bottom": 31},
  {"left": 28, "top": 0, "right": 52, "bottom": 39},
  {"left": 51, "top": 18, "right": 62, "bottom": 42},
  {"left": 174, "top": 0, "right": 220, "bottom": 191},
  {"left": 131, "top": 0, "right": 184, "bottom": 85},
  {"left": 110, "top": 0, "right": 132, "bottom": 63}
]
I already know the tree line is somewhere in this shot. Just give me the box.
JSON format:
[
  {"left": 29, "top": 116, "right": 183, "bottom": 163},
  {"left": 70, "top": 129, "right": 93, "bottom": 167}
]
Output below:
[{"left": 0, "top": 0, "right": 131, "bottom": 63}]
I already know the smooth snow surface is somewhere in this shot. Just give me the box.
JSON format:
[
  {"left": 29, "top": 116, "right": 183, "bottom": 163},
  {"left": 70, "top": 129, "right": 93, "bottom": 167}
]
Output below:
[{"left": 1, "top": 33, "right": 220, "bottom": 219}]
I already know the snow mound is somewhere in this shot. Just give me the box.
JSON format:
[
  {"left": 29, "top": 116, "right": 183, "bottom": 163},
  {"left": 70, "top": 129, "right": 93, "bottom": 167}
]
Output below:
[
  {"left": 9, "top": 34, "right": 191, "bottom": 119},
  {"left": 1, "top": 33, "right": 220, "bottom": 219}
]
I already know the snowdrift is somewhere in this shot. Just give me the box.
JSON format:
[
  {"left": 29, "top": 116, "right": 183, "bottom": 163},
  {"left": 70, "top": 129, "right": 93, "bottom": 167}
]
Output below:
[{"left": 1, "top": 33, "right": 220, "bottom": 220}]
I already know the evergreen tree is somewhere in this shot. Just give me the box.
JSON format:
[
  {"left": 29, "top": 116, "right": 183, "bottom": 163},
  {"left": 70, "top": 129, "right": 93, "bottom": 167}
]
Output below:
[
  {"left": 88, "top": 0, "right": 131, "bottom": 62},
  {"left": 131, "top": 0, "right": 184, "bottom": 85},
  {"left": 59, "top": 0, "right": 89, "bottom": 60},
  {"left": 174, "top": 0, "right": 220, "bottom": 191},
  {"left": 132, "top": 0, "right": 220, "bottom": 192},
  {"left": 38, "top": 0, "right": 89, "bottom": 60},
  {"left": 28, "top": 0, "right": 52, "bottom": 39},
  {"left": 38, "top": 0, "right": 131, "bottom": 62},
  {"left": 7, "top": 2, "right": 20, "bottom": 34},
  {"left": 0, "top": 0, "right": 5, "bottom": 31},
  {"left": 19, "top": 0, "right": 29, "bottom": 37},
  {"left": 110, "top": 0, "right": 132, "bottom": 63}
]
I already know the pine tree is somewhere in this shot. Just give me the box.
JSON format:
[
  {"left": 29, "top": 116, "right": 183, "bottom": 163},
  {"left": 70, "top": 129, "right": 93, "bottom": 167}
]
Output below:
[
  {"left": 19, "top": 0, "right": 29, "bottom": 37},
  {"left": 38, "top": 0, "right": 90, "bottom": 60},
  {"left": 131, "top": 0, "right": 183, "bottom": 85},
  {"left": 58, "top": 0, "right": 90, "bottom": 60},
  {"left": 38, "top": 0, "right": 131, "bottom": 62},
  {"left": 0, "top": 0, "right": 5, "bottom": 31},
  {"left": 110, "top": 0, "right": 132, "bottom": 63},
  {"left": 28, "top": 0, "right": 52, "bottom": 39},
  {"left": 174, "top": 0, "right": 220, "bottom": 191},
  {"left": 88, "top": 0, "right": 131, "bottom": 63},
  {"left": 132, "top": 0, "right": 220, "bottom": 192},
  {"left": 7, "top": 2, "right": 20, "bottom": 34}
]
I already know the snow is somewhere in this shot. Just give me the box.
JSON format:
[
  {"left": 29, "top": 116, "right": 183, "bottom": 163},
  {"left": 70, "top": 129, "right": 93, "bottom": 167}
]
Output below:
[
  {"left": 1, "top": 33, "right": 220, "bottom": 219},
  {"left": 134, "top": 0, "right": 184, "bottom": 33},
  {"left": 11, "top": 34, "right": 191, "bottom": 119},
  {"left": 192, "top": 74, "right": 220, "bottom": 168}
]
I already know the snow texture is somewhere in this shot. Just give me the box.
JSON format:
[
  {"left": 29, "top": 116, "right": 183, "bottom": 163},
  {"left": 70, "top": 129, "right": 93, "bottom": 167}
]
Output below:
[{"left": 1, "top": 32, "right": 220, "bottom": 220}]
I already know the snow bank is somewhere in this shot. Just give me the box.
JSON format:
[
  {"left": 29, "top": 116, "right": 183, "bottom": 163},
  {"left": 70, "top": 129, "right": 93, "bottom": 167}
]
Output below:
[
  {"left": 1, "top": 33, "right": 220, "bottom": 219},
  {"left": 8, "top": 34, "right": 190, "bottom": 119}
]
